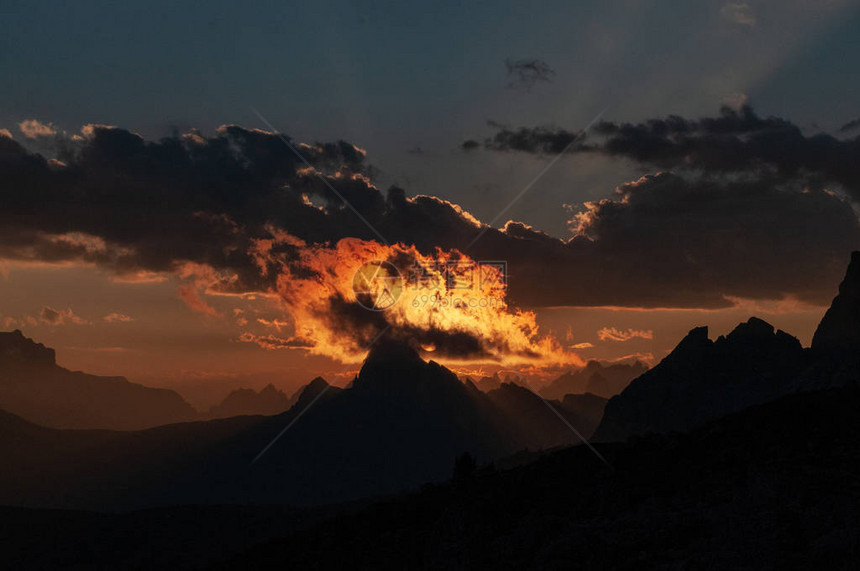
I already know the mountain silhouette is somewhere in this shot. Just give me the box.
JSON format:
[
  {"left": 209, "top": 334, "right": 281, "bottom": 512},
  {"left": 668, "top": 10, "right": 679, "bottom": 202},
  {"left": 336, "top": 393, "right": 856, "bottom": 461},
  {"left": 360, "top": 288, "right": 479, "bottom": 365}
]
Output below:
[
  {"left": 0, "top": 337, "right": 603, "bottom": 511},
  {"left": 209, "top": 384, "right": 292, "bottom": 418},
  {"left": 290, "top": 376, "right": 339, "bottom": 408},
  {"left": 467, "top": 371, "right": 519, "bottom": 392},
  {"left": 4, "top": 258, "right": 860, "bottom": 568},
  {"left": 0, "top": 330, "right": 197, "bottom": 430},
  {"left": 595, "top": 251, "right": 860, "bottom": 442},
  {"left": 541, "top": 360, "right": 648, "bottom": 400},
  {"left": 812, "top": 250, "right": 860, "bottom": 352}
]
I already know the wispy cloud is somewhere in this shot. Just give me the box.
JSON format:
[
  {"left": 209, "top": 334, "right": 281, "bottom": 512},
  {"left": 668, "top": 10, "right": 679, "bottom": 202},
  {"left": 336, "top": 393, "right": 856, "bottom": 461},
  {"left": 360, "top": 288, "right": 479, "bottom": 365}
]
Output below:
[
  {"left": 177, "top": 284, "right": 219, "bottom": 316},
  {"left": 239, "top": 332, "right": 315, "bottom": 350},
  {"left": 257, "top": 317, "right": 291, "bottom": 331},
  {"left": 597, "top": 327, "right": 654, "bottom": 342},
  {"left": 505, "top": 58, "right": 556, "bottom": 89},
  {"left": 103, "top": 312, "right": 134, "bottom": 323}
]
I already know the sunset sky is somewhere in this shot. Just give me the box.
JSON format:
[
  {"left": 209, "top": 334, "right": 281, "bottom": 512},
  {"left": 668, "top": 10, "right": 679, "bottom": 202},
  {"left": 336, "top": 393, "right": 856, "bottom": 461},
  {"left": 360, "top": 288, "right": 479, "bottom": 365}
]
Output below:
[{"left": 2, "top": 0, "right": 859, "bottom": 404}]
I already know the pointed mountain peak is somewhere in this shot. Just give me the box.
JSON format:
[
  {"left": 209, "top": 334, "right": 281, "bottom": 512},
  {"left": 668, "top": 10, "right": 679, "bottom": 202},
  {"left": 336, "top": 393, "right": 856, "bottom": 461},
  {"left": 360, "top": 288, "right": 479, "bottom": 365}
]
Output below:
[
  {"left": 355, "top": 336, "right": 464, "bottom": 394},
  {"left": 726, "top": 317, "right": 775, "bottom": 341},
  {"left": 305, "top": 376, "right": 329, "bottom": 390},
  {"left": 294, "top": 376, "right": 332, "bottom": 407},
  {"left": 259, "top": 383, "right": 280, "bottom": 395},
  {"left": 812, "top": 251, "right": 860, "bottom": 353},
  {"left": 357, "top": 337, "right": 426, "bottom": 388},
  {"left": 363, "top": 337, "right": 423, "bottom": 369}
]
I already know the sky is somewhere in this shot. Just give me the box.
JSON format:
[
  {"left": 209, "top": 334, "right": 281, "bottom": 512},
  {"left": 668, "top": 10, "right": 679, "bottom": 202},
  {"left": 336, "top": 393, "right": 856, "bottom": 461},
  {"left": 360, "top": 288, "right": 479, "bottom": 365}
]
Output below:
[{"left": 1, "top": 0, "right": 860, "bottom": 403}]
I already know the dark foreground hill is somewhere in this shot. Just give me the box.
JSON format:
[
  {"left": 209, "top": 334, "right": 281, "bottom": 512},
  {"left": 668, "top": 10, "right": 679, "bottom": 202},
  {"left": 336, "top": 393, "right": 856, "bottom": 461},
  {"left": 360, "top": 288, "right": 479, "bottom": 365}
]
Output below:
[{"left": 214, "top": 387, "right": 860, "bottom": 570}]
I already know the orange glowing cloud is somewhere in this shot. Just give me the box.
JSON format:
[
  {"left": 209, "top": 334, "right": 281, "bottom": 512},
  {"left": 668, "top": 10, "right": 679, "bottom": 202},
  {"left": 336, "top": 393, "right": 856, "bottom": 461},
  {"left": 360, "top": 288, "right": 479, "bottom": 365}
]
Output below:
[
  {"left": 238, "top": 332, "right": 315, "bottom": 350},
  {"left": 257, "top": 318, "right": 291, "bottom": 331},
  {"left": 174, "top": 261, "right": 242, "bottom": 316},
  {"left": 18, "top": 119, "right": 56, "bottom": 139},
  {"left": 253, "top": 232, "right": 583, "bottom": 366},
  {"left": 103, "top": 312, "right": 134, "bottom": 323},
  {"left": 177, "top": 284, "right": 218, "bottom": 316},
  {"left": 110, "top": 271, "right": 168, "bottom": 284}
]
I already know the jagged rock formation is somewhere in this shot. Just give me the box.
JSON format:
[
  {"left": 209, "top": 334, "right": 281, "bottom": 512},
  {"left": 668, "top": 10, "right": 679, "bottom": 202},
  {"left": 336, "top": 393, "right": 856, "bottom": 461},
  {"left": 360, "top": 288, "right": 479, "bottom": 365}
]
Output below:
[
  {"left": 595, "top": 251, "right": 860, "bottom": 442},
  {"left": 812, "top": 250, "right": 860, "bottom": 353},
  {"left": 594, "top": 318, "right": 807, "bottom": 441}
]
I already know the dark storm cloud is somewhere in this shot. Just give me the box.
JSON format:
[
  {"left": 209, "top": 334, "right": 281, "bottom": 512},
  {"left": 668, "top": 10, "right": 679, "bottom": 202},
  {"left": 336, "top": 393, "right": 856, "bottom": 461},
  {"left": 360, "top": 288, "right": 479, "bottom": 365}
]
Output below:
[
  {"left": 504, "top": 58, "right": 556, "bottom": 89},
  {"left": 456, "top": 106, "right": 860, "bottom": 306},
  {"left": 1, "top": 118, "right": 858, "bottom": 310},
  {"left": 0, "top": 124, "right": 375, "bottom": 291},
  {"left": 466, "top": 105, "right": 860, "bottom": 201},
  {"left": 475, "top": 121, "right": 587, "bottom": 155},
  {"left": 318, "top": 294, "right": 492, "bottom": 360},
  {"left": 380, "top": 173, "right": 859, "bottom": 308},
  {"left": 551, "top": 172, "right": 860, "bottom": 307}
]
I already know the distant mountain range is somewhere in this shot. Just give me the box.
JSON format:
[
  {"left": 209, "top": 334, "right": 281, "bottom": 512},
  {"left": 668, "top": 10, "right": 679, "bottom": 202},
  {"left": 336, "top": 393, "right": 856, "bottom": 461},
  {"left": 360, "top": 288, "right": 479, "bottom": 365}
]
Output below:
[
  {"left": 206, "top": 380, "right": 334, "bottom": 419},
  {"left": 595, "top": 251, "right": 860, "bottom": 441},
  {"left": 0, "top": 330, "right": 338, "bottom": 428},
  {"left": 0, "top": 338, "right": 605, "bottom": 511},
  {"left": 465, "top": 371, "right": 519, "bottom": 392},
  {"left": 0, "top": 330, "right": 197, "bottom": 430},
  {"left": 540, "top": 360, "right": 649, "bottom": 400}
]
